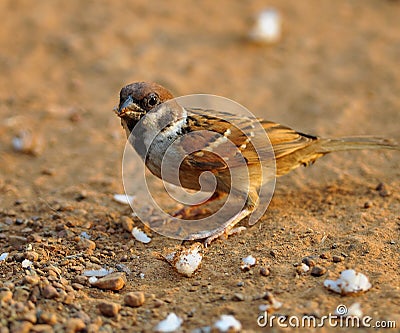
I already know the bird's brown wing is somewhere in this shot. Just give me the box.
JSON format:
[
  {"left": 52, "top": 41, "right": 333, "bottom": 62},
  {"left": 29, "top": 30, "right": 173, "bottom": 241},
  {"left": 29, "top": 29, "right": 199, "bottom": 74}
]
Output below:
[
  {"left": 181, "top": 109, "right": 273, "bottom": 171},
  {"left": 261, "top": 121, "right": 318, "bottom": 159}
]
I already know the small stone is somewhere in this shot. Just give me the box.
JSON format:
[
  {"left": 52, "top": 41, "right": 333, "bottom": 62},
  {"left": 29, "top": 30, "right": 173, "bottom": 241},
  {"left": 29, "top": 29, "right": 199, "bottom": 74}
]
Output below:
[
  {"left": 91, "top": 272, "right": 126, "bottom": 291},
  {"left": 89, "top": 256, "right": 101, "bottom": 265},
  {"left": 23, "top": 275, "right": 40, "bottom": 285},
  {"left": 77, "top": 238, "right": 96, "bottom": 252},
  {"left": 311, "top": 266, "right": 327, "bottom": 277},
  {"left": 10, "top": 321, "right": 33, "bottom": 333},
  {"left": 296, "top": 263, "right": 310, "bottom": 274},
  {"left": 3, "top": 281, "right": 15, "bottom": 290},
  {"left": 0, "top": 290, "right": 13, "bottom": 303},
  {"left": 38, "top": 312, "right": 57, "bottom": 325},
  {"left": 232, "top": 293, "right": 245, "bottom": 301},
  {"left": 27, "top": 233, "right": 42, "bottom": 243},
  {"left": 30, "top": 324, "right": 53, "bottom": 333},
  {"left": 98, "top": 301, "right": 121, "bottom": 317},
  {"left": 332, "top": 256, "right": 343, "bottom": 263},
  {"left": 24, "top": 251, "right": 39, "bottom": 262},
  {"left": 73, "top": 275, "right": 88, "bottom": 285},
  {"left": 65, "top": 318, "right": 86, "bottom": 333},
  {"left": 124, "top": 292, "right": 145, "bottom": 307},
  {"left": 153, "top": 299, "right": 164, "bottom": 308},
  {"left": 120, "top": 216, "right": 134, "bottom": 232},
  {"left": 260, "top": 267, "right": 270, "bottom": 277},
  {"left": 42, "top": 285, "right": 59, "bottom": 299},
  {"left": 21, "top": 311, "right": 37, "bottom": 323},
  {"left": 320, "top": 253, "right": 330, "bottom": 259},
  {"left": 72, "top": 283, "right": 84, "bottom": 290},
  {"left": 363, "top": 201, "right": 373, "bottom": 209},
  {"left": 72, "top": 311, "right": 91, "bottom": 325},
  {"left": 13, "top": 288, "right": 30, "bottom": 302},
  {"left": 376, "top": 182, "right": 391, "bottom": 197},
  {"left": 8, "top": 235, "right": 28, "bottom": 247},
  {"left": 302, "top": 257, "right": 316, "bottom": 267}
]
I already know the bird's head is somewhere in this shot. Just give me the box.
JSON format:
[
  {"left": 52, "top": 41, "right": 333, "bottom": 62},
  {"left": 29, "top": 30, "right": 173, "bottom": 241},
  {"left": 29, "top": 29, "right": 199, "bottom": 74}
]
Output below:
[{"left": 115, "top": 82, "right": 174, "bottom": 133}]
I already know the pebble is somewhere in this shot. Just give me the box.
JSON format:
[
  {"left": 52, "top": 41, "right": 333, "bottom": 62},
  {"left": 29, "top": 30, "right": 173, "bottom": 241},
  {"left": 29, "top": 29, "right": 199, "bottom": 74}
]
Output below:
[
  {"left": 0, "top": 290, "right": 13, "bottom": 303},
  {"left": 21, "top": 311, "right": 37, "bottom": 323},
  {"left": 296, "top": 263, "right": 310, "bottom": 274},
  {"left": 10, "top": 321, "right": 33, "bottom": 333},
  {"left": 73, "top": 276, "right": 88, "bottom": 285},
  {"left": 98, "top": 301, "right": 121, "bottom": 317},
  {"left": 332, "top": 255, "right": 343, "bottom": 263},
  {"left": 310, "top": 266, "right": 327, "bottom": 277},
  {"left": 153, "top": 299, "right": 164, "bottom": 308},
  {"left": 24, "top": 251, "right": 39, "bottom": 262},
  {"left": 120, "top": 216, "right": 134, "bottom": 232},
  {"left": 8, "top": 235, "right": 28, "bottom": 247},
  {"left": 376, "top": 182, "right": 391, "bottom": 197},
  {"left": 77, "top": 238, "right": 96, "bottom": 252},
  {"left": 65, "top": 318, "right": 86, "bottom": 333},
  {"left": 23, "top": 275, "right": 40, "bottom": 285},
  {"left": 124, "top": 291, "right": 145, "bottom": 307},
  {"left": 260, "top": 267, "right": 270, "bottom": 277},
  {"left": 13, "top": 288, "right": 30, "bottom": 302},
  {"left": 241, "top": 255, "right": 256, "bottom": 271},
  {"left": 73, "top": 311, "right": 91, "bottom": 325},
  {"left": 72, "top": 283, "right": 84, "bottom": 290},
  {"left": 91, "top": 272, "right": 126, "bottom": 291},
  {"left": 41, "top": 285, "right": 59, "bottom": 299},
  {"left": 232, "top": 293, "right": 245, "bottom": 302},
  {"left": 363, "top": 201, "right": 373, "bottom": 209},
  {"left": 30, "top": 324, "right": 54, "bottom": 333},
  {"left": 302, "top": 257, "right": 316, "bottom": 267},
  {"left": 38, "top": 312, "right": 58, "bottom": 325},
  {"left": 320, "top": 253, "right": 330, "bottom": 259}
]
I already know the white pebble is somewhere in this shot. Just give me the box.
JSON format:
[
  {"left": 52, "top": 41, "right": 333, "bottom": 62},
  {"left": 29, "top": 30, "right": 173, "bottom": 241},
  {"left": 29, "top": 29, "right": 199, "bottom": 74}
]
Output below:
[
  {"left": 83, "top": 268, "right": 114, "bottom": 277},
  {"left": 324, "top": 269, "right": 371, "bottom": 295},
  {"left": 241, "top": 255, "right": 256, "bottom": 270},
  {"left": 113, "top": 194, "right": 135, "bottom": 205},
  {"left": 154, "top": 313, "right": 183, "bottom": 332},
  {"left": 298, "top": 263, "right": 310, "bottom": 273},
  {"left": 0, "top": 252, "right": 9, "bottom": 261},
  {"left": 346, "top": 303, "right": 363, "bottom": 318},
  {"left": 22, "top": 259, "right": 33, "bottom": 268},
  {"left": 249, "top": 8, "right": 281, "bottom": 44},
  {"left": 88, "top": 276, "right": 98, "bottom": 284},
  {"left": 165, "top": 244, "right": 202, "bottom": 277},
  {"left": 132, "top": 227, "right": 151, "bottom": 243},
  {"left": 213, "top": 315, "right": 242, "bottom": 332}
]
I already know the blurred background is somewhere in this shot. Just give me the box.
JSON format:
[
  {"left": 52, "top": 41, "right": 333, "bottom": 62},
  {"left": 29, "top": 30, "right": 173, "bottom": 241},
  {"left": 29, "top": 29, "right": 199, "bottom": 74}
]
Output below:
[{"left": 0, "top": 0, "right": 399, "bottom": 199}]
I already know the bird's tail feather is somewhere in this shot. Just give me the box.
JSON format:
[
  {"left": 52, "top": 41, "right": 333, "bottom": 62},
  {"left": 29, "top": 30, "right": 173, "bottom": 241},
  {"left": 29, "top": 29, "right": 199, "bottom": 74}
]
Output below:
[{"left": 317, "top": 136, "right": 399, "bottom": 153}]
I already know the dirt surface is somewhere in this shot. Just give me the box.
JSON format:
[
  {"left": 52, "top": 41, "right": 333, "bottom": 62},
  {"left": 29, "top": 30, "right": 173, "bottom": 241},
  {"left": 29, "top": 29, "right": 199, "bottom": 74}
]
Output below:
[{"left": 0, "top": 1, "right": 399, "bottom": 332}]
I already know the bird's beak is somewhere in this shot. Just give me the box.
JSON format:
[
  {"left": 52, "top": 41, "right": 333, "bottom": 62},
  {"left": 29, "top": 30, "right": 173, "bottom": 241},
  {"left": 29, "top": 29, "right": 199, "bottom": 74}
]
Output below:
[{"left": 114, "top": 95, "right": 145, "bottom": 121}]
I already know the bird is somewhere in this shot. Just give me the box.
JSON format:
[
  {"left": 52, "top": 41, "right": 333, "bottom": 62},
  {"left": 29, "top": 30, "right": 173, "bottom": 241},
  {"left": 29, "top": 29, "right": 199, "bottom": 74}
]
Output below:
[{"left": 115, "top": 81, "right": 398, "bottom": 244}]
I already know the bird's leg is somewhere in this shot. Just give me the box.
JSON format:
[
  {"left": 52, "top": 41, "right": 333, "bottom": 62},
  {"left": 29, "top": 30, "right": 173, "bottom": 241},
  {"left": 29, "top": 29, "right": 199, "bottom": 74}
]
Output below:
[
  {"left": 202, "top": 190, "right": 259, "bottom": 245},
  {"left": 203, "top": 208, "right": 252, "bottom": 246},
  {"left": 172, "top": 191, "right": 225, "bottom": 219}
]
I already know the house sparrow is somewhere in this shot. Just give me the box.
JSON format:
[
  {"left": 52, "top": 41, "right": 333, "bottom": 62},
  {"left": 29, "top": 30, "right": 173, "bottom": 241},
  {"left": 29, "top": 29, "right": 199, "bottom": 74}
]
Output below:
[{"left": 115, "top": 81, "right": 398, "bottom": 244}]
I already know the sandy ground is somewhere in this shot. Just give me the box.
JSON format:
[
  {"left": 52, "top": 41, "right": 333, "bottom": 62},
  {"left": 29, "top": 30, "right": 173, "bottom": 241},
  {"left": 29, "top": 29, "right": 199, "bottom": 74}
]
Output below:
[{"left": 0, "top": 1, "right": 399, "bottom": 332}]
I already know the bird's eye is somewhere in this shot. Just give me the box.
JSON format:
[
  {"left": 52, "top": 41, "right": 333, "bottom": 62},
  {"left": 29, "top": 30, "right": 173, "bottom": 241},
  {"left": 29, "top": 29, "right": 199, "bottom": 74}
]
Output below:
[{"left": 146, "top": 93, "right": 159, "bottom": 108}]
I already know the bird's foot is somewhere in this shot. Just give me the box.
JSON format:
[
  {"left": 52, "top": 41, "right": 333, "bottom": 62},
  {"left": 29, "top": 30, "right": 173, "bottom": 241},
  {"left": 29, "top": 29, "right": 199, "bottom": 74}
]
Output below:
[
  {"left": 172, "top": 205, "right": 213, "bottom": 220},
  {"left": 201, "top": 208, "right": 252, "bottom": 246}
]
